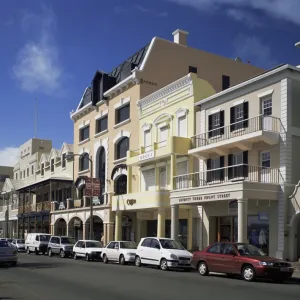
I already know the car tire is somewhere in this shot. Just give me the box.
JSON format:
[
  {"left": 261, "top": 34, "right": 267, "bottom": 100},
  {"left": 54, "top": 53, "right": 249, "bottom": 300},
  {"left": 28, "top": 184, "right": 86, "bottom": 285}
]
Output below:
[
  {"left": 160, "top": 258, "right": 168, "bottom": 271},
  {"left": 60, "top": 250, "right": 66, "bottom": 258},
  {"left": 103, "top": 254, "right": 108, "bottom": 264},
  {"left": 26, "top": 248, "right": 30, "bottom": 254},
  {"left": 135, "top": 256, "right": 141, "bottom": 267},
  {"left": 242, "top": 265, "right": 256, "bottom": 282},
  {"left": 198, "top": 261, "right": 209, "bottom": 276},
  {"left": 119, "top": 255, "right": 126, "bottom": 265},
  {"left": 48, "top": 249, "right": 52, "bottom": 257},
  {"left": 86, "top": 254, "right": 90, "bottom": 262},
  {"left": 74, "top": 253, "right": 77, "bottom": 260}
]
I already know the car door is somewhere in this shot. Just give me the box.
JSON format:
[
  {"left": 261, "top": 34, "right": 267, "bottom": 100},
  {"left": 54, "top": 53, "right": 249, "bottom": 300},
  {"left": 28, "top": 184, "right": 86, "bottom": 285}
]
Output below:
[
  {"left": 204, "top": 243, "right": 225, "bottom": 272},
  {"left": 140, "top": 238, "right": 152, "bottom": 264},
  {"left": 105, "top": 242, "right": 115, "bottom": 260},
  {"left": 78, "top": 241, "right": 86, "bottom": 257},
  {"left": 220, "top": 243, "right": 237, "bottom": 274},
  {"left": 74, "top": 241, "right": 82, "bottom": 256},
  {"left": 52, "top": 237, "right": 60, "bottom": 254},
  {"left": 150, "top": 239, "right": 161, "bottom": 266},
  {"left": 112, "top": 242, "right": 120, "bottom": 261}
]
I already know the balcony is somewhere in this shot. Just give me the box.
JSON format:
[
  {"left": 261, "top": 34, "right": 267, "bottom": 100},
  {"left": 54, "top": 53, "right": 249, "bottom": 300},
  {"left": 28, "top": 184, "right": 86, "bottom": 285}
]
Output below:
[
  {"left": 18, "top": 201, "right": 51, "bottom": 214},
  {"left": 112, "top": 190, "right": 170, "bottom": 211},
  {"left": 127, "top": 136, "right": 191, "bottom": 166},
  {"left": 190, "top": 116, "right": 281, "bottom": 158}
]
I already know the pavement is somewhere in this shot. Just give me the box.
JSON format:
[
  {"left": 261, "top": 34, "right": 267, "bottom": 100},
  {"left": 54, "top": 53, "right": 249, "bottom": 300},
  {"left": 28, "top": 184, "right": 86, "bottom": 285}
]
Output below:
[{"left": 0, "top": 254, "right": 299, "bottom": 300}]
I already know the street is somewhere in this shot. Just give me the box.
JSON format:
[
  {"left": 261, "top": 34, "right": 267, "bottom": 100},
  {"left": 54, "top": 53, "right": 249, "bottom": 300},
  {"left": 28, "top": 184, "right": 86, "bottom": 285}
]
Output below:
[{"left": 0, "top": 254, "right": 300, "bottom": 300}]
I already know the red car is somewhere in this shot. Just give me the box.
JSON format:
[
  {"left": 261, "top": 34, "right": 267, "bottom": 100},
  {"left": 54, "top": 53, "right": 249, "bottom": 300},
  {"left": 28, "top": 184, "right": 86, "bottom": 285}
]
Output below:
[{"left": 191, "top": 242, "right": 294, "bottom": 282}]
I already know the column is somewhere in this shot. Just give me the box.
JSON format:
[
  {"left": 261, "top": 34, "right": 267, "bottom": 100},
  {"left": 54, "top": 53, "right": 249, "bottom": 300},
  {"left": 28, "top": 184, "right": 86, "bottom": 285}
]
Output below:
[
  {"left": 136, "top": 219, "right": 141, "bottom": 243},
  {"left": 115, "top": 211, "right": 122, "bottom": 241},
  {"left": 171, "top": 205, "right": 179, "bottom": 240},
  {"left": 127, "top": 166, "right": 132, "bottom": 194},
  {"left": 83, "top": 223, "right": 86, "bottom": 239},
  {"left": 155, "top": 167, "right": 159, "bottom": 191},
  {"left": 187, "top": 209, "right": 193, "bottom": 250},
  {"left": 157, "top": 207, "right": 166, "bottom": 238},
  {"left": 170, "top": 154, "right": 176, "bottom": 190},
  {"left": 237, "top": 198, "right": 248, "bottom": 243},
  {"left": 106, "top": 222, "right": 114, "bottom": 244}
]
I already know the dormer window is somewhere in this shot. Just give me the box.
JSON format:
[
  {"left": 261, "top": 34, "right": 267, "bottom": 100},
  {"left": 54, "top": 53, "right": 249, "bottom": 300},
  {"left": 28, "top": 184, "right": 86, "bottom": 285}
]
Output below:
[
  {"left": 62, "top": 153, "right": 66, "bottom": 169},
  {"left": 41, "top": 163, "right": 44, "bottom": 176},
  {"left": 51, "top": 159, "right": 55, "bottom": 173}
]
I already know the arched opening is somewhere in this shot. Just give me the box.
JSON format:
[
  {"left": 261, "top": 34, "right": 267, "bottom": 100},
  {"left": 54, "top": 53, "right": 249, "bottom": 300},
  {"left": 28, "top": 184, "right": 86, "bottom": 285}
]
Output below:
[
  {"left": 116, "top": 137, "right": 129, "bottom": 160},
  {"left": 68, "top": 217, "right": 83, "bottom": 241},
  {"left": 54, "top": 218, "right": 67, "bottom": 236},
  {"left": 79, "top": 153, "right": 89, "bottom": 171},
  {"left": 97, "top": 147, "right": 106, "bottom": 204},
  {"left": 115, "top": 174, "right": 127, "bottom": 195},
  {"left": 85, "top": 215, "right": 103, "bottom": 241}
]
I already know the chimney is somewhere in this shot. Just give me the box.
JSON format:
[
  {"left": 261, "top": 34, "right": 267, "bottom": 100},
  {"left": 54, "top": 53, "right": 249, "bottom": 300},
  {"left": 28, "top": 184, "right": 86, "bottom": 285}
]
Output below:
[{"left": 172, "top": 29, "right": 189, "bottom": 46}]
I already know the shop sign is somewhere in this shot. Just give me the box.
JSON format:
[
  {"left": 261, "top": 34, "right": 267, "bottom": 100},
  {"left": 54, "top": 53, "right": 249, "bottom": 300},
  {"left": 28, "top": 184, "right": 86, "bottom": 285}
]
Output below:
[
  {"left": 178, "top": 193, "right": 231, "bottom": 204},
  {"left": 139, "top": 151, "right": 154, "bottom": 162},
  {"left": 127, "top": 199, "right": 136, "bottom": 206}
]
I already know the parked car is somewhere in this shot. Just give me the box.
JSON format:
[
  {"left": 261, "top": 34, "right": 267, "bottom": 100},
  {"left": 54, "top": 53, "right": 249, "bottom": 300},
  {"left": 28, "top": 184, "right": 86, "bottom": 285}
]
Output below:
[
  {"left": 135, "top": 237, "right": 192, "bottom": 271},
  {"left": 73, "top": 240, "right": 103, "bottom": 261},
  {"left": 11, "top": 239, "right": 25, "bottom": 252},
  {"left": 48, "top": 236, "right": 76, "bottom": 258},
  {"left": 101, "top": 241, "right": 137, "bottom": 265},
  {"left": 0, "top": 240, "right": 18, "bottom": 266},
  {"left": 25, "top": 233, "right": 51, "bottom": 255},
  {"left": 192, "top": 242, "right": 294, "bottom": 282}
]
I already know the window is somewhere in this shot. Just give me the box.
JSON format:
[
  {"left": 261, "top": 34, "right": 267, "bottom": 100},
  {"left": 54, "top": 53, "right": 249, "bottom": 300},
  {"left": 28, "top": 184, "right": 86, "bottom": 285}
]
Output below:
[
  {"left": 262, "top": 98, "right": 272, "bottom": 116},
  {"left": 261, "top": 152, "right": 271, "bottom": 168},
  {"left": 79, "top": 153, "right": 89, "bottom": 171},
  {"left": 20, "top": 172, "right": 22, "bottom": 179},
  {"left": 207, "top": 243, "right": 223, "bottom": 254},
  {"left": 222, "top": 75, "right": 230, "bottom": 90},
  {"left": 150, "top": 239, "right": 160, "bottom": 249},
  {"left": 207, "top": 156, "right": 224, "bottom": 182},
  {"left": 116, "top": 104, "right": 130, "bottom": 124},
  {"left": 228, "top": 151, "right": 248, "bottom": 179},
  {"left": 41, "top": 163, "right": 44, "bottom": 176},
  {"left": 116, "top": 137, "right": 129, "bottom": 159},
  {"left": 159, "top": 126, "right": 168, "bottom": 147},
  {"left": 31, "top": 165, "right": 34, "bottom": 175},
  {"left": 79, "top": 126, "right": 90, "bottom": 142},
  {"left": 189, "top": 66, "right": 197, "bottom": 74},
  {"left": 107, "top": 242, "right": 116, "bottom": 249},
  {"left": 62, "top": 153, "right": 66, "bottom": 168},
  {"left": 114, "top": 175, "right": 127, "bottom": 195},
  {"left": 15, "top": 173, "right": 18, "bottom": 180},
  {"left": 144, "top": 130, "right": 151, "bottom": 151},
  {"left": 23, "top": 170, "right": 25, "bottom": 178},
  {"left": 96, "top": 116, "right": 108, "bottom": 134},
  {"left": 178, "top": 116, "right": 187, "bottom": 137},
  {"left": 159, "top": 167, "right": 167, "bottom": 189},
  {"left": 208, "top": 111, "right": 224, "bottom": 138},
  {"left": 142, "top": 169, "right": 155, "bottom": 191},
  {"left": 97, "top": 147, "right": 106, "bottom": 201},
  {"left": 223, "top": 244, "right": 236, "bottom": 255},
  {"left": 27, "top": 168, "right": 29, "bottom": 177},
  {"left": 141, "top": 238, "right": 152, "bottom": 247},
  {"left": 230, "top": 102, "right": 249, "bottom": 131},
  {"left": 51, "top": 159, "right": 54, "bottom": 172}
]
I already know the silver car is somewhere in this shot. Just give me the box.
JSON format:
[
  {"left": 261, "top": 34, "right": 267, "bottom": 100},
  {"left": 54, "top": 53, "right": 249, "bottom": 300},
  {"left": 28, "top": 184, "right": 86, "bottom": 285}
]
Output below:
[
  {"left": 12, "top": 239, "right": 26, "bottom": 252},
  {"left": 0, "top": 240, "right": 18, "bottom": 266}
]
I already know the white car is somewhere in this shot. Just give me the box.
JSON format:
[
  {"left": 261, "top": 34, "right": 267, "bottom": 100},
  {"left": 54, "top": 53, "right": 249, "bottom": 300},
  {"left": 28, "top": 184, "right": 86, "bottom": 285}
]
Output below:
[
  {"left": 134, "top": 237, "right": 193, "bottom": 271},
  {"left": 101, "top": 241, "right": 137, "bottom": 265},
  {"left": 73, "top": 240, "right": 103, "bottom": 261}
]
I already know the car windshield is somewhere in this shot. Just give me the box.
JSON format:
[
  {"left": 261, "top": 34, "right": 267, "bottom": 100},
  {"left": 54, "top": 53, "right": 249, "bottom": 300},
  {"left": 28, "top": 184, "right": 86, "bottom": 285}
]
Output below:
[
  {"left": 39, "top": 235, "right": 50, "bottom": 242},
  {"left": 235, "top": 243, "right": 266, "bottom": 256},
  {"left": 86, "top": 241, "right": 102, "bottom": 248},
  {"left": 159, "top": 239, "right": 185, "bottom": 250},
  {"left": 17, "top": 239, "right": 25, "bottom": 243},
  {"left": 61, "top": 237, "right": 75, "bottom": 244},
  {"left": 120, "top": 242, "right": 137, "bottom": 249},
  {"left": 7, "top": 239, "right": 13, "bottom": 242},
  {"left": 0, "top": 241, "right": 9, "bottom": 247}
]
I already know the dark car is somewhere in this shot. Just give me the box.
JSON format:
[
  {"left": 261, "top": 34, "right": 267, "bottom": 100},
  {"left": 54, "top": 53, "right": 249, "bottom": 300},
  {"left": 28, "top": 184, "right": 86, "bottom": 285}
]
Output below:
[{"left": 191, "top": 242, "right": 294, "bottom": 282}]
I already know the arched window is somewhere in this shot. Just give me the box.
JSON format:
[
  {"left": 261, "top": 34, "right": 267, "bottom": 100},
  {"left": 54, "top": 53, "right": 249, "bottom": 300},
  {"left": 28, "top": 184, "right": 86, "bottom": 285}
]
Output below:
[
  {"left": 79, "top": 153, "right": 89, "bottom": 171},
  {"left": 97, "top": 147, "right": 106, "bottom": 202},
  {"left": 116, "top": 137, "right": 129, "bottom": 160},
  {"left": 115, "top": 174, "right": 127, "bottom": 195}
]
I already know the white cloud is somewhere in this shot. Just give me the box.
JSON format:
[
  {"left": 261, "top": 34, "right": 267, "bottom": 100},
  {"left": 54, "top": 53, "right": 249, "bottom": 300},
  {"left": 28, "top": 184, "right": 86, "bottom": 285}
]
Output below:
[
  {"left": 114, "top": 5, "right": 168, "bottom": 17},
  {"left": 12, "top": 6, "right": 63, "bottom": 94},
  {"left": 226, "top": 8, "right": 261, "bottom": 28},
  {"left": 234, "top": 35, "right": 278, "bottom": 68},
  {"left": 166, "top": 0, "right": 300, "bottom": 26},
  {"left": 0, "top": 147, "right": 19, "bottom": 167}
]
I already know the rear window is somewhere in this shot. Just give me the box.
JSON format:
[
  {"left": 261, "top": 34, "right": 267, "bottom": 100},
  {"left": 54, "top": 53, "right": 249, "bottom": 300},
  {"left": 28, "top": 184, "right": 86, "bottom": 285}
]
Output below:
[
  {"left": 39, "top": 235, "right": 50, "bottom": 242},
  {"left": 0, "top": 241, "right": 9, "bottom": 247}
]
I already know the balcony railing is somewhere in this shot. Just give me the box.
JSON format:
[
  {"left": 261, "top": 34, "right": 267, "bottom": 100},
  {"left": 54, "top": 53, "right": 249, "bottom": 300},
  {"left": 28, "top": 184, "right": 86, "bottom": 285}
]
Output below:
[
  {"left": 52, "top": 196, "right": 106, "bottom": 211},
  {"left": 18, "top": 201, "right": 51, "bottom": 214},
  {"left": 173, "top": 165, "right": 281, "bottom": 190},
  {"left": 191, "top": 115, "right": 280, "bottom": 149}
]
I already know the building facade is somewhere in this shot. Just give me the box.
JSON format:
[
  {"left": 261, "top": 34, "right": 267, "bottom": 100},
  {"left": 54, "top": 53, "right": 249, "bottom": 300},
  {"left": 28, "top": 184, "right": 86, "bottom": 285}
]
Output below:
[
  {"left": 69, "top": 28, "right": 264, "bottom": 245},
  {"left": 170, "top": 64, "right": 300, "bottom": 261}
]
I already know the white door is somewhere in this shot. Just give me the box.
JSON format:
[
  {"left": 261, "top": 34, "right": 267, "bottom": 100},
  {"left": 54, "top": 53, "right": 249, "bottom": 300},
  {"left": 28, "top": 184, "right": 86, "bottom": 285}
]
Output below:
[
  {"left": 261, "top": 152, "right": 271, "bottom": 183},
  {"left": 159, "top": 167, "right": 167, "bottom": 189},
  {"left": 144, "top": 130, "right": 151, "bottom": 152},
  {"left": 178, "top": 116, "right": 187, "bottom": 137},
  {"left": 159, "top": 126, "right": 168, "bottom": 147},
  {"left": 142, "top": 169, "right": 155, "bottom": 191},
  {"left": 262, "top": 98, "right": 272, "bottom": 131}
]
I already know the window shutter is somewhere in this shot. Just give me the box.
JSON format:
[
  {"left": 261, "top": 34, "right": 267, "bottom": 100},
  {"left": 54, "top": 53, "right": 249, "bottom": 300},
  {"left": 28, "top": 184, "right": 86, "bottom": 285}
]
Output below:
[
  {"left": 243, "top": 101, "right": 249, "bottom": 128},
  {"left": 206, "top": 159, "right": 212, "bottom": 182},
  {"left": 228, "top": 154, "right": 233, "bottom": 180},
  {"left": 220, "top": 111, "right": 225, "bottom": 135},
  {"left": 220, "top": 156, "right": 225, "bottom": 181},
  {"left": 243, "top": 151, "right": 248, "bottom": 178},
  {"left": 230, "top": 107, "right": 235, "bottom": 132},
  {"left": 208, "top": 115, "right": 213, "bottom": 138}
]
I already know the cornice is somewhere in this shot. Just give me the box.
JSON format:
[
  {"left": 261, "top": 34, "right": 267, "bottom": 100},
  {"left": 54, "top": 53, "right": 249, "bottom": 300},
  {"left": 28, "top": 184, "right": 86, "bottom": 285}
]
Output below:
[{"left": 70, "top": 102, "right": 95, "bottom": 122}]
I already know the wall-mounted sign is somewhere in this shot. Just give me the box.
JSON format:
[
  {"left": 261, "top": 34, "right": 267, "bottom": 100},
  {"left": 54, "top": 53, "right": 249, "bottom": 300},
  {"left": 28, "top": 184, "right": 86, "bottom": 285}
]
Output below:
[
  {"left": 127, "top": 199, "right": 136, "bottom": 206},
  {"left": 138, "top": 78, "right": 157, "bottom": 86},
  {"left": 178, "top": 193, "right": 231, "bottom": 204},
  {"left": 139, "top": 150, "right": 154, "bottom": 162}
]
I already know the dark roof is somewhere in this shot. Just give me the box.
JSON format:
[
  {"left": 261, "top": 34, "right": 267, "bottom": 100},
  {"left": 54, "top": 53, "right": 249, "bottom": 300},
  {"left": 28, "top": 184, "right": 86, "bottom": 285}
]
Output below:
[{"left": 79, "top": 87, "right": 92, "bottom": 109}]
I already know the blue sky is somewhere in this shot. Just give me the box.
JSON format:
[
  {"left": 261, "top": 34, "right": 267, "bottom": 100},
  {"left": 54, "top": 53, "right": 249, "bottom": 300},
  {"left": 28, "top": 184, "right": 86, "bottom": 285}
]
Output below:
[{"left": 0, "top": 0, "right": 300, "bottom": 166}]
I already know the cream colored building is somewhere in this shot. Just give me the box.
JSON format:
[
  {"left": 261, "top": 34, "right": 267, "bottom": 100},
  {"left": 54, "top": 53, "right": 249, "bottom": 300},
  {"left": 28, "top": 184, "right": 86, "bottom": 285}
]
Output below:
[
  {"left": 69, "top": 28, "right": 264, "bottom": 245},
  {"left": 170, "top": 64, "right": 300, "bottom": 261}
]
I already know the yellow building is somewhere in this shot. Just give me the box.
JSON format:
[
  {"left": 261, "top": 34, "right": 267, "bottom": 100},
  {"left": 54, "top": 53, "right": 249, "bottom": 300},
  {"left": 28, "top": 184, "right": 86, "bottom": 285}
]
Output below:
[{"left": 112, "top": 73, "right": 215, "bottom": 250}]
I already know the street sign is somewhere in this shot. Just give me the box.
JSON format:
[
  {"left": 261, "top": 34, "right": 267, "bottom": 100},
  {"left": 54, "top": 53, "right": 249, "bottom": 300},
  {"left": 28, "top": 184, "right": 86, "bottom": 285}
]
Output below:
[{"left": 84, "top": 178, "right": 101, "bottom": 197}]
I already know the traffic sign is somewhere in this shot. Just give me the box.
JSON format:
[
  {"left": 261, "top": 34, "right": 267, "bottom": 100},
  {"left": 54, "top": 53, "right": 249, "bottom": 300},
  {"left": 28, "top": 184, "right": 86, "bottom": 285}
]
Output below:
[{"left": 84, "top": 177, "right": 101, "bottom": 197}]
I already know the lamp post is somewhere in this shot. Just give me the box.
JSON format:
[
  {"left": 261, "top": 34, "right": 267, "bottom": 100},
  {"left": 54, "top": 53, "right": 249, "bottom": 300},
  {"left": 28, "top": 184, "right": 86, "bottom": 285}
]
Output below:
[
  {"left": 66, "top": 153, "right": 94, "bottom": 240},
  {"left": 295, "top": 42, "right": 300, "bottom": 48}
]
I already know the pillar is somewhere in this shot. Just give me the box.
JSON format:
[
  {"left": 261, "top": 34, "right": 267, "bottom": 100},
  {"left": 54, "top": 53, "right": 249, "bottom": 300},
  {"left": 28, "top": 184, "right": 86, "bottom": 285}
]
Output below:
[
  {"left": 83, "top": 223, "right": 86, "bottom": 239},
  {"left": 237, "top": 198, "right": 248, "bottom": 243},
  {"left": 171, "top": 205, "right": 179, "bottom": 240},
  {"left": 170, "top": 154, "right": 176, "bottom": 190},
  {"left": 115, "top": 211, "right": 122, "bottom": 241},
  {"left": 136, "top": 219, "right": 141, "bottom": 243},
  {"left": 187, "top": 209, "right": 193, "bottom": 250},
  {"left": 157, "top": 207, "right": 165, "bottom": 238},
  {"left": 106, "top": 222, "right": 114, "bottom": 244},
  {"left": 127, "top": 166, "right": 132, "bottom": 194},
  {"left": 155, "top": 167, "right": 159, "bottom": 191}
]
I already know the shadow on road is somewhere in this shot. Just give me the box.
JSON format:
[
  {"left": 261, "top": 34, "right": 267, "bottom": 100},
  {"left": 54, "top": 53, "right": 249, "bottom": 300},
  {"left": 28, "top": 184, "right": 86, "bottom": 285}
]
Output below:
[{"left": 17, "top": 262, "right": 62, "bottom": 269}]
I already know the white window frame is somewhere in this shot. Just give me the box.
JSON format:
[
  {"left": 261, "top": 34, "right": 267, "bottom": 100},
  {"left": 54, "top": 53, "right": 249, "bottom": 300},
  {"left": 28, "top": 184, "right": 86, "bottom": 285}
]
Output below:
[{"left": 261, "top": 151, "right": 271, "bottom": 168}]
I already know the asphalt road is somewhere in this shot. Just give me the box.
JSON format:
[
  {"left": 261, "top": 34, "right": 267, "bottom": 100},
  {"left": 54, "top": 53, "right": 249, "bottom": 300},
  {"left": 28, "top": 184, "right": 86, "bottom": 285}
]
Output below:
[{"left": 0, "top": 253, "right": 300, "bottom": 300}]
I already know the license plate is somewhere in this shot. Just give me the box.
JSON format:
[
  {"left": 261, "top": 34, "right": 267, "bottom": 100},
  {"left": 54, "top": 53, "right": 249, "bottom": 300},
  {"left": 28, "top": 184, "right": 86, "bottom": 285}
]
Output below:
[{"left": 281, "top": 267, "right": 289, "bottom": 272}]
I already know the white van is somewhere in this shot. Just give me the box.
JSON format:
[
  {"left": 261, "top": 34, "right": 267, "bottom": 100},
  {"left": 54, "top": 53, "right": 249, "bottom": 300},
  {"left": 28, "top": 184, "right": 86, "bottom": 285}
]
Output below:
[{"left": 25, "top": 233, "right": 51, "bottom": 255}]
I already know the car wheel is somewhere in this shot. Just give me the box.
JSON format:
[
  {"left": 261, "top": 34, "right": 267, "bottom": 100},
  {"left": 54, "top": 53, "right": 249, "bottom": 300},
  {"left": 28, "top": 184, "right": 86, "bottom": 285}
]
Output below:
[
  {"left": 135, "top": 256, "right": 141, "bottom": 267},
  {"left": 74, "top": 253, "right": 77, "bottom": 260},
  {"left": 242, "top": 265, "right": 256, "bottom": 282},
  {"left": 198, "top": 261, "right": 209, "bottom": 276},
  {"left": 60, "top": 250, "right": 66, "bottom": 258},
  {"left": 103, "top": 254, "right": 108, "bottom": 264},
  {"left": 86, "top": 254, "right": 90, "bottom": 262},
  {"left": 119, "top": 255, "right": 126, "bottom": 265},
  {"left": 160, "top": 258, "right": 168, "bottom": 271},
  {"left": 48, "top": 249, "right": 52, "bottom": 257},
  {"left": 26, "top": 248, "right": 30, "bottom": 254}
]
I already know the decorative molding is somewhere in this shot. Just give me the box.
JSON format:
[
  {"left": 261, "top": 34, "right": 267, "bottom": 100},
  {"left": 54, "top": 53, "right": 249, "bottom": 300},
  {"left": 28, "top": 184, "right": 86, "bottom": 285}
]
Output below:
[
  {"left": 153, "top": 113, "right": 173, "bottom": 126},
  {"left": 70, "top": 102, "right": 95, "bottom": 122},
  {"left": 94, "top": 109, "right": 108, "bottom": 120},
  {"left": 257, "top": 89, "right": 274, "bottom": 99},
  {"left": 112, "top": 166, "right": 128, "bottom": 181},
  {"left": 113, "top": 130, "right": 131, "bottom": 144},
  {"left": 209, "top": 108, "right": 221, "bottom": 115},
  {"left": 114, "top": 96, "right": 130, "bottom": 109},
  {"left": 79, "top": 119, "right": 90, "bottom": 129},
  {"left": 233, "top": 99, "right": 245, "bottom": 106},
  {"left": 175, "top": 108, "right": 189, "bottom": 118},
  {"left": 78, "top": 147, "right": 91, "bottom": 155},
  {"left": 142, "top": 123, "right": 152, "bottom": 132},
  {"left": 137, "top": 74, "right": 192, "bottom": 109}
]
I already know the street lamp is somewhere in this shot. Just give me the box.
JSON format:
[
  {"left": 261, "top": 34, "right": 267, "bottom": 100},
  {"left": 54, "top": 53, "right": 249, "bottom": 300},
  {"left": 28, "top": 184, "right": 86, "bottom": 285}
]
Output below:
[
  {"left": 295, "top": 42, "right": 300, "bottom": 48},
  {"left": 66, "top": 153, "right": 94, "bottom": 240}
]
